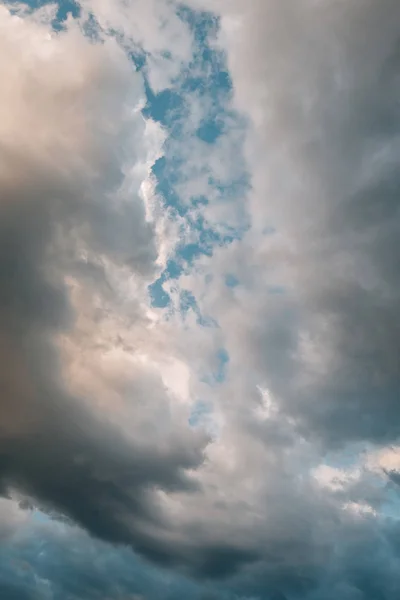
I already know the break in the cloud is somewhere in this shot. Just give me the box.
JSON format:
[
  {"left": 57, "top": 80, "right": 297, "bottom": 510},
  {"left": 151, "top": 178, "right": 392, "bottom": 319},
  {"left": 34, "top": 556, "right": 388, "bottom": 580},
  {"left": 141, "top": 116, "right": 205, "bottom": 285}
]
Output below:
[{"left": 1, "top": 1, "right": 400, "bottom": 599}]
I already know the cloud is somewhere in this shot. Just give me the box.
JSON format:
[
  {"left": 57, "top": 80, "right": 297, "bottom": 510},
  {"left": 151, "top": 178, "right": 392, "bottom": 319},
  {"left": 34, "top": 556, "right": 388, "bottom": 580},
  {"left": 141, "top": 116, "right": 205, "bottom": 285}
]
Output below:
[
  {"left": 185, "top": 0, "right": 400, "bottom": 448},
  {"left": 80, "top": 0, "right": 194, "bottom": 91},
  {"left": 0, "top": 497, "right": 29, "bottom": 540},
  {"left": 167, "top": 0, "right": 400, "bottom": 593},
  {"left": 0, "top": 516, "right": 215, "bottom": 600},
  {"left": 0, "top": 0, "right": 209, "bottom": 575},
  {"left": 3, "top": 1, "right": 400, "bottom": 599}
]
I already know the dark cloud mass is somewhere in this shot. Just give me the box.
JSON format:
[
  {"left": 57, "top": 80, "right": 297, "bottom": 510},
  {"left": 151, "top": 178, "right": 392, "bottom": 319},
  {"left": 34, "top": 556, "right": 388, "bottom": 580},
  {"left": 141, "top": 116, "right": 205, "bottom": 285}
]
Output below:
[
  {"left": 0, "top": 0, "right": 209, "bottom": 580},
  {"left": 2, "top": 0, "right": 400, "bottom": 599}
]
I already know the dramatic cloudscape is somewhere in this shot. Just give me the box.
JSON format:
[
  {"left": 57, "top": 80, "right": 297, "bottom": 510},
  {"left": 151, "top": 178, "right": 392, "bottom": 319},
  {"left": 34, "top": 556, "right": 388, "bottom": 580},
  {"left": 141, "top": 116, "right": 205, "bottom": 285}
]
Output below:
[{"left": 1, "top": 0, "right": 400, "bottom": 598}]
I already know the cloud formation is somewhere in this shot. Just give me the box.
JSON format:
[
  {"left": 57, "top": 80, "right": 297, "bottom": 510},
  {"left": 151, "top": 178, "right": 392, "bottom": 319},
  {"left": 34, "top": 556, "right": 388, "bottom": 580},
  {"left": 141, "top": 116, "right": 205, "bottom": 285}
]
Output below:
[
  {"left": 186, "top": 0, "right": 400, "bottom": 447},
  {"left": 0, "top": 0, "right": 208, "bottom": 575},
  {"left": 2, "top": 1, "right": 400, "bottom": 599}
]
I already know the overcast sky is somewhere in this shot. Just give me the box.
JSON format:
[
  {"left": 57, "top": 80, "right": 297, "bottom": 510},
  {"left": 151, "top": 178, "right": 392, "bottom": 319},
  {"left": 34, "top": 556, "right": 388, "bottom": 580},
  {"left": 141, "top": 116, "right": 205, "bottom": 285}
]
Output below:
[{"left": 1, "top": 1, "right": 400, "bottom": 599}]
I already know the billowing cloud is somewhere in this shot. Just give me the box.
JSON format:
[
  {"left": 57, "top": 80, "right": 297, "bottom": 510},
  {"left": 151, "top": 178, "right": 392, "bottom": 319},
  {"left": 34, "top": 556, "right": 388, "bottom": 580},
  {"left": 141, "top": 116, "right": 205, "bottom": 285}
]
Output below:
[
  {"left": 2, "top": 1, "right": 400, "bottom": 599},
  {"left": 185, "top": 0, "right": 400, "bottom": 448},
  {"left": 0, "top": 0, "right": 208, "bottom": 575}
]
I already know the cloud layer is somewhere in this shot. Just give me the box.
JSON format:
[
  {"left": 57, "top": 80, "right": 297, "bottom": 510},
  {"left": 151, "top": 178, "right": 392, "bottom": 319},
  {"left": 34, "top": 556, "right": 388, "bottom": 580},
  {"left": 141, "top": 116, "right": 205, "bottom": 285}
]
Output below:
[{"left": 2, "top": 1, "right": 400, "bottom": 599}]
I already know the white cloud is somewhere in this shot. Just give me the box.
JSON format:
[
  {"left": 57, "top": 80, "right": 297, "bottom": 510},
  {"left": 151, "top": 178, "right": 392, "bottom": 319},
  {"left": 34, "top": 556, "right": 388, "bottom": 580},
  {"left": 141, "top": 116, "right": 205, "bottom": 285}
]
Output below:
[
  {"left": 366, "top": 446, "right": 400, "bottom": 474},
  {"left": 80, "top": 0, "right": 193, "bottom": 91},
  {"left": 312, "top": 465, "right": 362, "bottom": 492}
]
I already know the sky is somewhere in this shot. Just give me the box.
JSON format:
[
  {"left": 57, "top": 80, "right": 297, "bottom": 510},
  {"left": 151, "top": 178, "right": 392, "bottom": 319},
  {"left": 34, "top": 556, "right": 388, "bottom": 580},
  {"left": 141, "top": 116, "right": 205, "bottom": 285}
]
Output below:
[{"left": 1, "top": 0, "right": 400, "bottom": 598}]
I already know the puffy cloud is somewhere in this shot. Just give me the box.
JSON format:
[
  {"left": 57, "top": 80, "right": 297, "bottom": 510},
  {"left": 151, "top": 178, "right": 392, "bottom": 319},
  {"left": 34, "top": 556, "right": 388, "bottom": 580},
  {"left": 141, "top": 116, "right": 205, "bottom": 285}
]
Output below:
[
  {"left": 170, "top": 0, "right": 400, "bottom": 594},
  {"left": 185, "top": 0, "right": 400, "bottom": 447},
  {"left": 0, "top": 0, "right": 209, "bottom": 575},
  {"left": 3, "top": 0, "right": 400, "bottom": 599},
  {"left": 80, "top": 0, "right": 194, "bottom": 91}
]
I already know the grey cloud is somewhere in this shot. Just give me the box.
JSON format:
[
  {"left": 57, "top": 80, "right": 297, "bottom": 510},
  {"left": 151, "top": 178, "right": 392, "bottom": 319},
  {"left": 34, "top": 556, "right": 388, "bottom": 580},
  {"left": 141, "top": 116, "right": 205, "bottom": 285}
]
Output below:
[
  {"left": 176, "top": 0, "right": 400, "bottom": 595},
  {"left": 0, "top": 2, "right": 254, "bottom": 586},
  {"left": 0, "top": 2, "right": 211, "bottom": 578},
  {"left": 5, "top": 1, "right": 400, "bottom": 598},
  {"left": 193, "top": 0, "right": 400, "bottom": 449},
  {"left": 0, "top": 585, "right": 37, "bottom": 600},
  {"left": 0, "top": 516, "right": 241, "bottom": 600}
]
